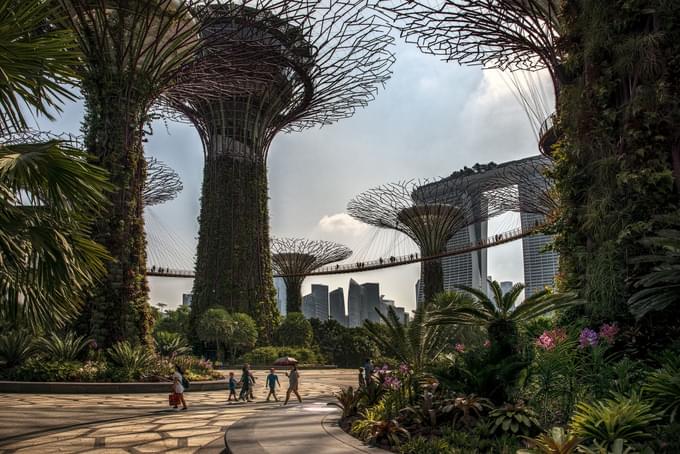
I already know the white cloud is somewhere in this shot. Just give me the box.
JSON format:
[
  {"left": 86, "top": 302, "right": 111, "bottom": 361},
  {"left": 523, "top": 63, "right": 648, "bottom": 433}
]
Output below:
[{"left": 317, "top": 213, "right": 369, "bottom": 236}]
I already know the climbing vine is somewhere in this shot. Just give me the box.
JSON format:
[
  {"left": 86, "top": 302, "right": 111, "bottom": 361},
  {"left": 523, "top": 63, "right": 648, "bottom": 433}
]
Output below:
[{"left": 552, "top": 0, "right": 680, "bottom": 325}]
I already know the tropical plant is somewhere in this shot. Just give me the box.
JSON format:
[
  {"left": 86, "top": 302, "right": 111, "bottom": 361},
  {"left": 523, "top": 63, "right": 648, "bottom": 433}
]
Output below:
[
  {"left": 0, "top": 141, "right": 111, "bottom": 331},
  {"left": 570, "top": 393, "right": 660, "bottom": 448},
  {"left": 399, "top": 436, "right": 450, "bottom": 454},
  {"left": 429, "top": 281, "right": 581, "bottom": 355},
  {"left": 358, "top": 376, "right": 388, "bottom": 407},
  {"left": 351, "top": 401, "right": 387, "bottom": 440},
  {"left": 577, "top": 439, "right": 646, "bottom": 454},
  {"left": 628, "top": 227, "right": 680, "bottom": 319},
  {"left": 448, "top": 394, "right": 493, "bottom": 428},
  {"left": 490, "top": 401, "right": 542, "bottom": 436},
  {"left": 107, "top": 341, "right": 153, "bottom": 381},
  {"left": 0, "top": 0, "right": 80, "bottom": 134},
  {"left": 519, "top": 427, "right": 583, "bottom": 454},
  {"left": 38, "top": 331, "right": 91, "bottom": 362},
  {"left": 642, "top": 361, "right": 680, "bottom": 423},
  {"left": 330, "top": 386, "right": 362, "bottom": 418},
  {"left": 153, "top": 331, "right": 191, "bottom": 359},
  {"left": 0, "top": 331, "right": 34, "bottom": 367},
  {"left": 226, "top": 313, "right": 258, "bottom": 362},
  {"left": 364, "top": 305, "right": 450, "bottom": 374},
  {"left": 154, "top": 305, "right": 191, "bottom": 338},
  {"left": 368, "top": 419, "right": 410, "bottom": 447}
]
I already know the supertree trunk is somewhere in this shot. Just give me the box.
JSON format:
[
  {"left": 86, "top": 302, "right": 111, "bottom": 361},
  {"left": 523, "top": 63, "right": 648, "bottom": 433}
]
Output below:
[
  {"left": 81, "top": 76, "right": 152, "bottom": 346},
  {"left": 192, "top": 152, "right": 277, "bottom": 339},
  {"left": 283, "top": 276, "right": 305, "bottom": 313},
  {"left": 423, "top": 259, "right": 444, "bottom": 304}
]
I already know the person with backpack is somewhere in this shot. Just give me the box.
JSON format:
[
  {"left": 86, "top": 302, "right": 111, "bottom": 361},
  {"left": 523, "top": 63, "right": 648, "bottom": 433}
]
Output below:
[{"left": 172, "top": 364, "right": 188, "bottom": 410}]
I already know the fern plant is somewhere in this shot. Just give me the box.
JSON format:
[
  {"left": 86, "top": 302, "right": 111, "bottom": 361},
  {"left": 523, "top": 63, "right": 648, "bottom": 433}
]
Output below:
[
  {"left": 570, "top": 393, "right": 660, "bottom": 448},
  {"left": 38, "top": 331, "right": 90, "bottom": 362}
]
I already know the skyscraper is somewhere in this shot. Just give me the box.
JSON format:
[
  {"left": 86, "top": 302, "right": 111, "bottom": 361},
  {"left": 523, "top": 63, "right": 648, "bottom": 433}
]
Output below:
[
  {"left": 329, "top": 288, "right": 347, "bottom": 326},
  {"left": 301, "top": 293, "right": 315, "bottom": 320},
  {"left": 311, "top": 284, "right": 329, "bottom": 320},
  {"left": 274, "top": 277, "right": 287, "bottom": 317},
  {"left": 348, "top": 279, "right": 363, "bottom": 327}
]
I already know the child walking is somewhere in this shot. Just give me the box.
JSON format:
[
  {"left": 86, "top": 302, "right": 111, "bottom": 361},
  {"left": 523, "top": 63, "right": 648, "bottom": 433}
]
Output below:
[
  {"left": 265, "top": 368, "right": 280, "bottom": 402},
  {"left": 227, "top": 371, "right": 237, "bottom": 402}
]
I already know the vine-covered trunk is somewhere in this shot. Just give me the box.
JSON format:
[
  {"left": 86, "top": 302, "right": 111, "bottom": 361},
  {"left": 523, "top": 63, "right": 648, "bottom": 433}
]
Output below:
[
  {"left": 283, "top": 276, "right": 304, "bottom": 313},
  {"left": 423, "top": 259, "right": 444, "bottom": 304},
  {"left": 553, "top": 1, "right": 680, "bottom": 322},
  {"left": 81, "top": 76, "right": 152, "bottom": 347},
  {"left": 192, "top": 153, "right": 277, "bottom": 340}
]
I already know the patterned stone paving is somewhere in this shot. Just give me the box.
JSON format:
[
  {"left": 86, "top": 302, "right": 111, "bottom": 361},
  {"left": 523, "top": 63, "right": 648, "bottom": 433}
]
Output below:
[{"left": 0, "top": 369, "right": 356, "bottom": 454}]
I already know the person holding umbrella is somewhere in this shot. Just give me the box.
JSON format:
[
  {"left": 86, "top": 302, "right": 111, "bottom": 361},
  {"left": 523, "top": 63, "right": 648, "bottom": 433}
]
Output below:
[{"left": 283, "top": 363, "right": 302, "bottom": 405}]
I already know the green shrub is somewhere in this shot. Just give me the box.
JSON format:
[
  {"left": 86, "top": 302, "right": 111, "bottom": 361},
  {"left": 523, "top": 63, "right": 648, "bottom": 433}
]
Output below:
[
  {"left": 519, "top": 427, "right": 582, "bottom": 454},
  {"left": 570, "top": 393, "right": 660, "bottom": 448},
  {"left": 274, "top": 314, "right": 313, "bottom": 347},
  {"left": 38, "top": 331, "right": 91, "bottom": 362},
  {"left": 399, "top": 437, "right": 450, "bottom": 454},
  {"left": 490, "top": 401, "right": 542, "bottom": 436},
  {"left": 154, "top": 331, "right": 192, "bottom": 359},
  {"left": 9, "top": 358, "right": 108, "bottom": 382},
  {"left": 241, "top": 346, "right": 323, "bottom": 365},
  {"left": 0, "top": 331, "right": 34, "bottom": 368},
  {"left": 330, "top": 386, "right": 362, "bottom": 418},
  {"left": 173, "top": 356, "right": 219, "bottom": 380},
  {"left": 107, "top": 341, "right": 153, "bottom": 381}
]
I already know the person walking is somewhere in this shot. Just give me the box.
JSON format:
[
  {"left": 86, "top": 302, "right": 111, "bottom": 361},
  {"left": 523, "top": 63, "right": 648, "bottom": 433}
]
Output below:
[
  {"left": 248, "top": 368, "right": 257, "bottom": 401},
  {"left": 238, "top": 364, "right": 252, "bottom": 402},
  {"left": 265, "top": 368, "right": 280, "bottom": 402},
  {"left": 283, "top": 364, "right": 302, "bottom": 405},
  {"left": 172, "top": 365, "right": 188, "bottom": 410},
  {"left": 363, "top": 359, "right": 374, "bottom": 385},
  {"left": 227, "top": 371, "right": 237, "bottom": 402}
]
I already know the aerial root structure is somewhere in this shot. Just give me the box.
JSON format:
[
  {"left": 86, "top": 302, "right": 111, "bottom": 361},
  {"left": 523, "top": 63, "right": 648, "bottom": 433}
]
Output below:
[
  {"left": 271, "top": 238, "right": 352, "bottom": 313},
  {"left": 161, "top": 0, "right": 394, "bottom": 338}
]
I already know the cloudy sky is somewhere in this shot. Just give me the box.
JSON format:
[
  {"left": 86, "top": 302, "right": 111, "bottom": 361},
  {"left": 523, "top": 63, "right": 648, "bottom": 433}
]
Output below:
[{"left": 44, "top": 36, "right": 551, "bottom": 313}]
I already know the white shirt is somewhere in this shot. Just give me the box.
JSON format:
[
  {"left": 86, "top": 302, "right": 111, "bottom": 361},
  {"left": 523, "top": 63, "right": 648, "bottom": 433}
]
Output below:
[{"left": 173, "top": 371, "right": 184, "bottom": 394}]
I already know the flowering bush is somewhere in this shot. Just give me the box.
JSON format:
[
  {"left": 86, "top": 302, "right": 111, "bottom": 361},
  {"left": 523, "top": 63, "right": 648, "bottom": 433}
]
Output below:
[
  {"left": 579, "top": 328, "right": 599, "bottom": 349},
  {"left": 536, "top": 328, "right": 568, "bottom": 350},
  {"left": 598, "top": 323, "right": 619, "bottom": 344},
  {"left": 455, "top": 343, "right": 466, "bottom": 353}
]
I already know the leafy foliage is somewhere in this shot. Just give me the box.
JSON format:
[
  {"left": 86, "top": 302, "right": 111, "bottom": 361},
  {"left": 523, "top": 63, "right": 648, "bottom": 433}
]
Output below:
[
  {"left": 570, "top": 393, "right": 660, "bottom": 448},
  {"left": 490, "top": 401, "right": 542, "bottom": 436},
  {"left": 106, "top": 341, "right": 153, "bottom": 381},
  {"left": 153, "top": 331, "right": 191, "bottom": 359},
  {"left": 520, "top": 427, "right": 582, "bottom": 454},
  {"left": 399, "top": 436, "right": 450, "bottom": 454},
  {"left": 274, "top": 313, "right": 313, "bottom": 348},
  {"left": 38, "top": 331, "right": 91, "bottom": 362},
  {"left": 643, "top": 359, "right": 680, "bottom": 423},
  {"left": 0, "top": 331, "right": 34, "bottom": 367},
  {"left": 330, "top": 386, "right": 362, "bottom": 418},
  {"left": 241, "top": 345, "right": 323, "bottom": 365}
]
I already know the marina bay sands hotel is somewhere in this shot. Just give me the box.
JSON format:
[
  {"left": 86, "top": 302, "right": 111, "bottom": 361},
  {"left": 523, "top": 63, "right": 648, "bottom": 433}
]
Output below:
[{"left": 416, "top": 155, "right": 559, "bottom": 302}]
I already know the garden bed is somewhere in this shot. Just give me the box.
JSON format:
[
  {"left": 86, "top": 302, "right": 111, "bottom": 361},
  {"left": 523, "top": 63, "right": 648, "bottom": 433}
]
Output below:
[{"left": 0, "top": 378, "right": 228, "bottom": 394}]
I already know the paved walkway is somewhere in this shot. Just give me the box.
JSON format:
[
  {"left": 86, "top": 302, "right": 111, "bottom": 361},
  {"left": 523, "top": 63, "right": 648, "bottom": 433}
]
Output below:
[
  {"left": 0, "top": 369, "right": 356, "bottom": 453},
  {"left": 225, "top": 400, "right": 389, "bottom": 454}
]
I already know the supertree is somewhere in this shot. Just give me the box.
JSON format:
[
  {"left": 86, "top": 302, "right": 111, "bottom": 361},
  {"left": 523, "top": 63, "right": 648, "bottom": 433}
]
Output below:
[
  {"left": 163, "top": 0, "right": 394, "bottom": 338},
  {"left": 57, "top": 0, "right": 274, "bottom": 345},
  {"left": 143, "top": 157, "right": 183, "bottom": 207},
  {"left": 375, "top": 0, "right": 564, "bottom": 155},
  {"left": 270, "top": 238, "right": 352, "bottom": 314},
  {"left": 348, "top": 177, "right": 489, "bottom": 303}
]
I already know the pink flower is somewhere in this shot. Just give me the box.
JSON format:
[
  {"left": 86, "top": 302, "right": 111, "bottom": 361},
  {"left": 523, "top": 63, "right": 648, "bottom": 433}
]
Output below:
[
  {"left": 398, "top": 363, "right": 410, "bottom": 375},
  {"left": 483, "top": 340, "right": 491, "bottom": 348},
  {"left": 579, "top": 328, "right": 599, "bottom": 348},
  {"left": 599, "top": 323, "right": 619, "bottom": 344},
  {"left": 535, "top": 328, "right": 568, "bottom": 350},
  {"left": 383, "top": 375, "right": 401, "bottom": 390},
  {"left": 455, "top": 343, "right": 465, "bottom": 353}
]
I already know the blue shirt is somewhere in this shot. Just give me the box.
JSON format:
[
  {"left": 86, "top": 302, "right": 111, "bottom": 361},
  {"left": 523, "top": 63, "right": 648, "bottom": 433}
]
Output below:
[
  {"left": 266, "top": 373, "right": 279, "bottom": 388},
  {"left": 228, "top": 377, "right": 237, "bottom": 390}
]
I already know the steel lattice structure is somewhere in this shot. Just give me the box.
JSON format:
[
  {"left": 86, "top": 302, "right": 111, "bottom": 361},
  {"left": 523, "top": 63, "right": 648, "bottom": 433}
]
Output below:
[
  {"left": 271, "top": 238, "right": 352, "bottom": 313},
  {"left": 162, "top": 0, "right": 394, "bottom": 330},
  {"left": 348, "top": 177, "right": 488, "bottom": 303},
  {"left": 143, "top": 157, "right": 184, "bottom": 206}
]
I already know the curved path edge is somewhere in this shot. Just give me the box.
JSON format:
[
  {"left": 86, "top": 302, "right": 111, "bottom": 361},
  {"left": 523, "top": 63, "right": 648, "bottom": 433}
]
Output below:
[{"left": 0, "top": 379, "right": 227, "bottom": 394}]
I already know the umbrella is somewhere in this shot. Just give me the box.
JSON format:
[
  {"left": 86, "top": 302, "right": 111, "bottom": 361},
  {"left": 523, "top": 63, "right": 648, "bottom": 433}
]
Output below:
[{"left": 273, "top": 356, "right": 298, "bottom": 366}]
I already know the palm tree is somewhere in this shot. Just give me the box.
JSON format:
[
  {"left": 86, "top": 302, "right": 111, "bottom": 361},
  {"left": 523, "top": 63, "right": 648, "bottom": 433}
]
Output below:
[
  {"left": 0, "top": 0, "right": 111, "bottom": 332},
  {"left": 0, "top": 0, "right": 80, "bottom": 135},
  {"left": 429, "top": 280, "right": 581, "bottom": 354},
  {"left": 0, "top": 141, "right": 112, "bottom": 331},
  {"left": 364, "top": 305, "right": 451, "bottom": 374}
]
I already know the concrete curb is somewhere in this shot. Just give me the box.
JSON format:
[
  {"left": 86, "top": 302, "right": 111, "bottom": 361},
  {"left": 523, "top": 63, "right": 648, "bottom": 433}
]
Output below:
[{"left": 0, "top": 379, "right": 228, "bottom": 394}]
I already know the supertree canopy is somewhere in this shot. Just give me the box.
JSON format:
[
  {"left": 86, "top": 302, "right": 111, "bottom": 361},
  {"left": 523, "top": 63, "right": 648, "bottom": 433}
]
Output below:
[
  {"left": 347, "top": 177, "right": 487, "bottom": 303},
  {"left": 57, "top": 0, "right": 272, "bottom": 345},
  {"left": 163, "top": 0, "right": 394, "bottom": 338},
  {"left": 271, "top": 238, "right": 352, "bottom": 314},
  {"left": 143, "top": 157, "right": 183, "bottom": 207}
]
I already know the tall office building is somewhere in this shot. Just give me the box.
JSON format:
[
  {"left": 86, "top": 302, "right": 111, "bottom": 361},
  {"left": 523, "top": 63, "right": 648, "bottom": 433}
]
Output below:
[
  {"left": 301, "top": 293, "right": 315, "bottom": 320},
  {"left": 348, "top": 279, "right": 407, "bottom": 327},
  {"left": 500, "top": 280, "right": 514, "bottom": 295},
  {"left": 329, "top": 288, "right": 347, "bottom": 326},
  {"left": 311, "top": 284, "right": 329, "bottom": 320},
  {"left": 274, "top": 277, "right": 287, "bottom": 316},
  {"left": 348, "top": 279, "right": 363, "bottom": 327}
]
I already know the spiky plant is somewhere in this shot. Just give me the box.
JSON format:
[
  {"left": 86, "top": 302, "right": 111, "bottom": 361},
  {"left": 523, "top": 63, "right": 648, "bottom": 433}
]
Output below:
[
  {"left": 38, "top": 331, "right": 91, "bottom": 362},
  {"left": 0, "top": 331, "right": 34, "bottom": 368}
]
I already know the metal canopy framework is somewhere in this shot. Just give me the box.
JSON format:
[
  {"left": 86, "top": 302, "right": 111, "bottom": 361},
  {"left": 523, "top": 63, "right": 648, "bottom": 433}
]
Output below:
[
  {"left": 143, "top": 157, "right": 184, "bottom": 207},
  {"left": 162, "top": 0, "right": 394, "bottom": 333},
  {"left": 271, "top": 238, "right": 352, "bottom": 313}
]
